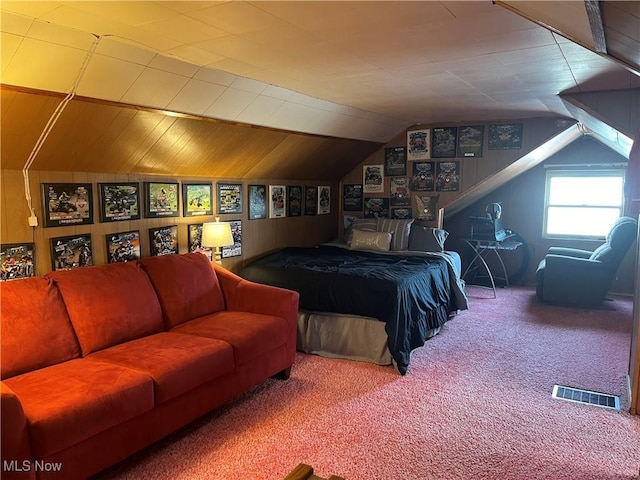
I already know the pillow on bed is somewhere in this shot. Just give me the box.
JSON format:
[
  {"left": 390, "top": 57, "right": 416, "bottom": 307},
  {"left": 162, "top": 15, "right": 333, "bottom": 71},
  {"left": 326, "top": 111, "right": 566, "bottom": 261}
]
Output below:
[
  {"left": 346, "top": 218, "right": 378, "bottom": 246},
  {"left": 377, "top": 218, "right": 414, "bottom": 251},
  {"left": 408, "top": 225, "right": 449, "bottom": 252},
  {"left": 351, "top": 230, "right": 392, "bottom": 252}
]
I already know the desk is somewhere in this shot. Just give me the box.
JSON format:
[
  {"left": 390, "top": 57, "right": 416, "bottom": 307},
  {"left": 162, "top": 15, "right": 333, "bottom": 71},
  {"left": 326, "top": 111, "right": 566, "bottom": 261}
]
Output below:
[{"left": 461, "top": 235, "right": 523, "bottom": 298}]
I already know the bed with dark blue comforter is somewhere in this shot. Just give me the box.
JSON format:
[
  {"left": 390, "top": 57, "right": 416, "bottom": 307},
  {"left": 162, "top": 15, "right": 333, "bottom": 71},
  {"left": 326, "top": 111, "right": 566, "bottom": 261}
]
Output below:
[{"left": 240, "top": 244, "right": 467, "bottom": 374}]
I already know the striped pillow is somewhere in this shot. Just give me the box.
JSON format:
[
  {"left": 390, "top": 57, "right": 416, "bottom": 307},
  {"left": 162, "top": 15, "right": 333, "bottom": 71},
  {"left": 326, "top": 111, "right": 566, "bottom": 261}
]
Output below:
[
  {"left": 346, "top": 218, "right": 378, "bottom": 246},
  {"left": 377, "top": 218, "right": 415, "bottom": 251}
]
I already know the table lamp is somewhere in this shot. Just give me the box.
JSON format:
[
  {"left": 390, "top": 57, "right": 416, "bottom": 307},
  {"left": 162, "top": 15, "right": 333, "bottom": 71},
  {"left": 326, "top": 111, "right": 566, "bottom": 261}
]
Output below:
[{"left": 201, "top": 217, "right": 234, "bottom": 265}]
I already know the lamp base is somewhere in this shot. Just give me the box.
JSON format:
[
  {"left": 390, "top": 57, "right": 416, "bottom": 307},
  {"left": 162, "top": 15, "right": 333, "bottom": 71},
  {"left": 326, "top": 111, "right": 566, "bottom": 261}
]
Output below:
[{"left": 214, "top": 247, "right": 223, "bottom": 265}]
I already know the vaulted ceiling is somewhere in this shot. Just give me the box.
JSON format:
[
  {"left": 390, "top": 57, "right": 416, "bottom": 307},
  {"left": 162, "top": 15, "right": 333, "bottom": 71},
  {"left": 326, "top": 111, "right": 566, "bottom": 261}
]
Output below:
[{"left": 1, "top": 1, "right": 638, "bottom": 179}]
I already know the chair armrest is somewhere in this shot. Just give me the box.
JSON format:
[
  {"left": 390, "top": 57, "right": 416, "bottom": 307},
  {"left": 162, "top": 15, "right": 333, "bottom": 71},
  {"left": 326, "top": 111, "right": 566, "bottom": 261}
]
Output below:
[
  {"left": 1, "top": 382, "right": 35, "bottom": 480},
  {"left": 546, "top": 247, "right": 593, "bottom": 259}
]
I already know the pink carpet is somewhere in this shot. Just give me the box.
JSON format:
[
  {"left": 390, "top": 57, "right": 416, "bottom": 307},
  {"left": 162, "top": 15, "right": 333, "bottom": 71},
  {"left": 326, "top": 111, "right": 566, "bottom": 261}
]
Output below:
[{"left": 98, "top": 286, "right": 640, "bottom": 480}]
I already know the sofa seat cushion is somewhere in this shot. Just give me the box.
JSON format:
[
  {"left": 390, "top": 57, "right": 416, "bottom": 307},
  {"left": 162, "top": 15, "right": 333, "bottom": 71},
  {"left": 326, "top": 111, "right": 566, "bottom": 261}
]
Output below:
[
  {"left": 139, "top": 253, "right": 226, "bottom": 329},
  {"left": 47, "top": 262, "right": 164, "bottom": 355},
  {"left": 89, "top": 332, "right": 235, "bottom": 403},
  {"left": 171, "top": 311, "right": 289, "bottom": 366},
  {"left": 1, "top": 277, "right": 80, "bottom": 379},
  {"left": 3, "top": 358, "right": 154, "bottom": 458}
]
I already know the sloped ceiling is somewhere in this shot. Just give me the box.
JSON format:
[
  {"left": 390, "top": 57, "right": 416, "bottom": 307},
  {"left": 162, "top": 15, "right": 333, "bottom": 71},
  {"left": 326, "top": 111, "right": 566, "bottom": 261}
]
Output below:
[{"left": 1, "top": 1, "right": 639, "bottom": 180}]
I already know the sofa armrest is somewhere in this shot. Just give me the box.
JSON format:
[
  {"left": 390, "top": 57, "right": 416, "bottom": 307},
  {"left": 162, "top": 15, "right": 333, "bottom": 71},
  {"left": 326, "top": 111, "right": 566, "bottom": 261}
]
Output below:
[
  {"left": 546, "top": 247, "right": 593, "bottom": 259},
  {"left": 1, "top": 382, "right": 35, "bottom": 480},
  {"left": 212, "top": 263, "right": 300, "bottom": 324}
]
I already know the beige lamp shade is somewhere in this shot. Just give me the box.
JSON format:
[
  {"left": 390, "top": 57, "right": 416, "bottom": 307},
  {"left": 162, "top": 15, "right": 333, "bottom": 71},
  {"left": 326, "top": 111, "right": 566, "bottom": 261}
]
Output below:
[{"left": 201, "top": 219, "right": 233, "bottom": 248}]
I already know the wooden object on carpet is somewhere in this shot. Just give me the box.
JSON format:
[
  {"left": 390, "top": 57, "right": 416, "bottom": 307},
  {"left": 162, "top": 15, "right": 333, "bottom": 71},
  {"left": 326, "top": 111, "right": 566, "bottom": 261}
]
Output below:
[{"left": 284, "top": 463, "right": 345, "bottom": 480}]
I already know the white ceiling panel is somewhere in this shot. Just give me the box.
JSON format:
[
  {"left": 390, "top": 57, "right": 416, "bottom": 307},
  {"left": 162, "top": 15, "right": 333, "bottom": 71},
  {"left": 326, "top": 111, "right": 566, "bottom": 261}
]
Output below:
[
  {"left": 76, "top": 54, "right": 145, "bottom": 102},
  {"left": 166, "top": 78, "right": 226, "bottom": 115},
  {"left": 203, "top": 87, "right": 258, "bottom": 121},
  {"left": 235, "top": 94, "right": 285, "bottom": 125},
  {"left": 120, "top": 66, "right": 190, "bottom": 108}
]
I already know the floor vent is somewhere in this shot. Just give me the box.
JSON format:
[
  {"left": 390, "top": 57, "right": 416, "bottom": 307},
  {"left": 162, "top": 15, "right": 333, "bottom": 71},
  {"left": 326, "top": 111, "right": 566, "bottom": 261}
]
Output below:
[{"left": 552, "top": 385, "right": 620, "bottom": 410}]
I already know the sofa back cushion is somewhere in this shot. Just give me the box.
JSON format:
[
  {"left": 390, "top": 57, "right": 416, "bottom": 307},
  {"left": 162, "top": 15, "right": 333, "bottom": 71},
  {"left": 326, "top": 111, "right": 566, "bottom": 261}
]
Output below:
[
  {"left": 1, "top": 277, "right": 81, "bottom": 379},
  {"left": 139, "top": 253, "right": 226, "bottom": 329},
  {"left": 48, "top": 262, "right": 164, "bottom": 355}
]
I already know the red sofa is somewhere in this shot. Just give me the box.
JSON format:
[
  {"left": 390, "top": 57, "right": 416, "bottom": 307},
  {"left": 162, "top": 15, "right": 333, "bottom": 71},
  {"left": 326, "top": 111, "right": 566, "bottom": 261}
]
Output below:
[{"left": 1, "top": 252, "right": 299, "bottom": 480}]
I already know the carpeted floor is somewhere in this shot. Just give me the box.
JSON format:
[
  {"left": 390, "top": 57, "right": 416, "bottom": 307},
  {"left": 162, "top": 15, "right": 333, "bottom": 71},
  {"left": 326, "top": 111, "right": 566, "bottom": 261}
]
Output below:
[{"left": 97, "top": 286, "right": 640, "bottom": 480}]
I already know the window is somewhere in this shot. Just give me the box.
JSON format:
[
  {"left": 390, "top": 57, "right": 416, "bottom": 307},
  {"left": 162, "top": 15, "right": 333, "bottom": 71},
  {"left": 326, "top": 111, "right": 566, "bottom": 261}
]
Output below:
[{"left": 543, "top": 169, "right": 625, "bottom": 238}]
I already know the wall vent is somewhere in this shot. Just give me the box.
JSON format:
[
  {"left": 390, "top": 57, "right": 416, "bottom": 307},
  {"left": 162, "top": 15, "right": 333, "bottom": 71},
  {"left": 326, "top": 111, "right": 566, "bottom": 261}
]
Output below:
[{"left": 552, "top": 385, "right": 620, "bottom": 410}]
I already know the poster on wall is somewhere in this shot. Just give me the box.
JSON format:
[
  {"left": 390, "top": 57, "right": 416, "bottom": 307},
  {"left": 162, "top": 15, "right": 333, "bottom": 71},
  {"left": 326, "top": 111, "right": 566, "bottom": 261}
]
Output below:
[
  {"left": 248, "top": 185, "right": 267, "bottom": 220},
  {"left": 410, "top": 162, "right": 435, "bottom": 191},
  {"left": 187, "top": 224, "right": 213, "bottom": 260},
  {"left": 41, "top": 183, "right": 93, "bottom": 227},
  {"left": 222, "top": 220, "right": 242, "bottom": 258},
  {"left": 288, "top": 186, "right": 303, "bottom": 217},
  {"left": 363, "top": 165, "right": 384, "bottom": 193},
  {"left": 144, "top": 182, "right": 179, "bottom": 218},
  {"left": 436, "top": 161, "right": 460, "bottom": 192},
  {"left": 364, "top": 198, "right": 389, "bottom": 219},
  {"left": 384, "top": 146, "right": 407, "bottom": 176},
  {"left": 305, "top": 186, "right": 317, "bottom": 215},
  {"left": 1, "top": 243, "right": 35, "bottom": 281},
  {"left": 98, "top": 183, "right": 141, "bottom": 222},
  {"left": 389, "top": 177, "right": 410, "bottom": 206},
  {"left": 149, "top": 225, "right": 179, "bottom": 256},
  {"left": 182, "top": 183, "right": 213, "bottom": 217},
  {"left": 488, "top": 123, "right": 523, "bottom": 150},
  {"left": 391, "top": 208, "right": 412, "bottom": 219},
  {"left": 50, "top": 234, "right": 93, "bottom": 271},
  {"left": 407, "top": 129, "right": 431, "bottom": 161},
  {"left": 343, "top": 184, "right": 363, "bottom": 211},
  {"left": 431, "top": 127, "right": 458, "bottom": 158},
  {"left": 217, "top": 183, "right": 243, "bottom": 214},
  {"left": 415, "top": 195, "right": 438, "bottom": 221},
  {"left": 457, "top": 125, "right": 484, "bottom": 157},
  {"left": 106, "top": 230, "right": 141, "bottom": 264},
  {"left": 269, "top": 185, "right": 286, "bottom": 218},
  {"left": 317, "top": 186, "right": 331, "bottom": 214}
]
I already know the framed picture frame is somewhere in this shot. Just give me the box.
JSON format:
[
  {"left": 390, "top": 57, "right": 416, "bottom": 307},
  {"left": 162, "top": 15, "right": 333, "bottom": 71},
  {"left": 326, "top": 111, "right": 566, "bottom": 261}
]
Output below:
[
  {"left": 488, "top": 123, "right": 523, "bottom": 150},
  {"left": 143, "top": 182, "right": 179, "bottom": 218},
  {"left": 457, "top": 125, "right": 484, "bottom": 157},
  {"left": 384, "top": 146, "right": 407, "bottom": 176},
  {"left": 217, "top": 183, "right": 243, "bottom": 215},
  {"left": 41, "top": 183, "right": 93, "bottom": 227},
  {"left": 288, "top": 186, "right": 303, "bottom": 217},
  {"left": 106, "top": 230, "right": 141, "bottom": 264},
  {"left": 343, "top": 184, "right": 363, "bottom": 212},
  {"left": 391, "top": 207, "right": 412, "bottom": 219},
  {"left": 363, "top": 165, "right": 384, "bottom": 194},
  {"left": 182, "top": 183, "right": 213, "bottom": 217},
  {"left": 187, "top": 224, "right": 213, "bottom": 260},
  {"left": 98, "top": 182, "right": 141, "bottom": 223},
  {"left": 436, "top": 161, "right": 460, "bottom": 192},
  {"left": 149, "top": 225, "right": 179, "bottom": 256},
  {"left": 50, "top": 234, "right": 93, "bottom": 271},
  {"left": 317, "top": 186, "right": 330, "bottom": 214},
  {"left": 389, "top": 177, "right": 410, "bottom": 206},
  {"left": 364, "top": 197, "right": 389, "bottom": 219},
  {"left": 304, "top": 186, "right": 317, "bottom": 215},
  {"left": 269, "top": 185, "right": 286, "bottom": 218},
  {"left": 1, "top": 242, "right": 35, "bottom": 281},
  {"left": 222, "top": 220, "right": 242, "bottom": 258},
  {"left": 431, "top": 126, "right": 458, "bottom": 158},
  {"left": 248, "top": 184, "right": 267, "bottom": 220},
  {"left": 407, "top": 129, "right": 431, "bottom": 160},
  {"left": 415, "top": 195, "right": 438, "bottom": 221},
  {"left": 410, "top": 161, "right": 435, "bottom": 191}
]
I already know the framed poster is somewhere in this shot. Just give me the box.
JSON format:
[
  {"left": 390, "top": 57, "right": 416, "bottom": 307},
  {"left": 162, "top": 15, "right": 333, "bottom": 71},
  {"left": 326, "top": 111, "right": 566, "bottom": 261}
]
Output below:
[
  {"left": 363, "top": 165, "right": 384, "bottom": 193},
  {"left": 50, "top": 234, "right": 93, "bottom": 271},
  {"left": 41, "top": 183, "right": 93, "bottom": 227},
  {"left": 431, "top": 126, "right": 457, "bottom": 158},
  {"left": 304, "top": 186, "right": 317, "bottom": 215},
  {"left": 415, "top": 195, "right": 438, "bottom": 221},
  {"left": 248, "top": 184, "right": 267, "bottom": 220},
  {"left": 364, "top": 197, "right": 389, "bottom": 219},
  {"left": 410, "top": 161, "right": 435, "bottom": 191},
  {"left": 343, "top": 184, "right": 363, "bottom": 212},
  {"left": 488, "top": 123, "right": 523, "bottom": 150},
  {"left": 187, "top": 224, "right": 213, "bottom": 260},
  {"left": 457, "top": 125, "right": 484, "bottom": 157},
  {"left": 391, "top": 207, "right": 412, "bottom": 219},
  {"left": 288, "top": 186, "right": 303, "bottom": 217},
  {"left": 143, "top": 182, "right": 179, "bottom": 218},
  {"left": 269, "top": 185, "right": 286, "bottom": 218},
  {"left": 106, "top": 230, "right": 141, "bottom": 264},
  {"left": 182, "top": 183, "right": 213, "bottom": 217},
  {"left": 436, "top": 161, "right": 460, "bottom": 192},
  {"left": 317, "top": 186, "right": 330, "bottom": 214},
  {"left": 389, "top": 177, "right": 410, "bottom": 206},
  {"left": 149, "top": 225, "right": 179, "bottom": 256},
  {"left": 217, "top": 183, "right": 243, "bottom": 214},
  {"left": 407, "top": 129, "right": 430, "bottom": 160},
  {"left": 384, "top": 146, "right": 407, "bottom": 176},
  {"left": 98, "top": 182, "right": 141, "bottom": 223},
  {"left": 1, "top": 242, "right": 35, "bottom": 281},
  {"left": 222, "top": 220, "right": 242, "bottom": 258}
]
